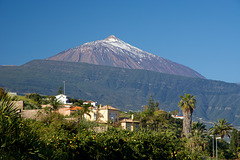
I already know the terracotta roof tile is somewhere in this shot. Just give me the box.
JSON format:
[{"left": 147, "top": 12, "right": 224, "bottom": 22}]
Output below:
[{"left": 66, "top": 106, "right": 82, "bottom": 111}]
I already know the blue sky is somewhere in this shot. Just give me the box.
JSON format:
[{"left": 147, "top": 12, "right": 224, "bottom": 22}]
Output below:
[{"left": 0, "top": 0, "right": 239, "bottom": 83}]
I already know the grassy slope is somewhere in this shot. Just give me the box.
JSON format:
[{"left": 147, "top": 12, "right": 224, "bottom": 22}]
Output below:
[{"left": 1, "top": 60, "right": 240, "bottom": 125}]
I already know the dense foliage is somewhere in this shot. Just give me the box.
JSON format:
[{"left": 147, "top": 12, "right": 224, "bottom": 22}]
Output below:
[
  {"left": 1, "top": 90, "right": 239, "bottom": 159},
  {"left": 0, "top": 97, "right": 186, "bottom": 160}
]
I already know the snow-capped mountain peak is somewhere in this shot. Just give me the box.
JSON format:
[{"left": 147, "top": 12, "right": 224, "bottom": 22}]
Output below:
[
  {"left": 104, "top": 35, "right": 120, "bottom": 42},
  {"left": 46, "top": 35, "right": 205, "bottom": 79},
  {"left": 102, "top": 35, "right": 153, "bottom": 59}
]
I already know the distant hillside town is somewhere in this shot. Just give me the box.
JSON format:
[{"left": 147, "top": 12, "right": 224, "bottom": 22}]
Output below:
[{"left": 11, "top": 91, "right": 143, "bottom": 131}]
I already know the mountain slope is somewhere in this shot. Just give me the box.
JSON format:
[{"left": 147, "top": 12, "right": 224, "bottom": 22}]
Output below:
[
  {"left": 46, "top": 35, "right": 205, "bottom": 79},
  {"left": 1, "top": 60, "right": 240, "bottom": 126}
]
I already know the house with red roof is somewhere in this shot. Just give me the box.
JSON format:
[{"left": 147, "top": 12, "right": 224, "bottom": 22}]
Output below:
[
  {"left": 83, "top": 100, "right": 97, "bottom": 107},
  {"left": 58, "top": 106, "right": 82, "bottom": 116}
]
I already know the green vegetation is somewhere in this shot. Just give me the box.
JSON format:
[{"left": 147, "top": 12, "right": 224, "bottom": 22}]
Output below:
[
  {"left": 209, "top": 119, "right": 233, "bottom": 139},
  {"left": 178, "top": 94, "right": 196, "bottom": 138},
  {"left": 1, "top": 89, "right": 240, "bottom": 159},
  {"left": 229, "top": 128, "right": 240, "bottom": 157},
  {"left": 50, "top": 97, "right": 63, "bottom": 111},
  {"left": 1, "top": 60, "right": 240, "bottom": 126},
  {"left": 0, "top": 90, "right": 43, "bottom": 159},
  {"left": 58, "top": 83, "right": 64, "bottom": 94}
]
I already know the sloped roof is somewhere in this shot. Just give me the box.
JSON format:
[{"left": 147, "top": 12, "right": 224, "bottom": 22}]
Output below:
[
  {"left": 99, "top": 105, "right": 119, "bottom": 111},
  {"left": 41, "top": 104, "right": 53, "bottom": 108},
  {"left": 55, "top": 94, "right": 67, "bottom": 98},
  {"left": 120, "top": 118, "right": 140, "bottom": 123},
  {"left": 66, "top": 106, "right": 82, "bottom": 111},
  {"left": 83, "top": 100, "right": 96, "bottom": 103}
]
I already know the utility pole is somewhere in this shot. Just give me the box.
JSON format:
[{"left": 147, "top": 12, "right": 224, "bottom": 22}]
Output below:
[
  {"left": 210, "top": 135, "right": 214, "bottom": 157},
  {"left": 216, "top": 137, "right": 221, "bottom": 159},
  {"left": 63, "top": 81, "right": 65, "bottom": 95}
]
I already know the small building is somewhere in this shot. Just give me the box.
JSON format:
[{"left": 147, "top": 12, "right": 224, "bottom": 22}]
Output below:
[
  {"left": 98, "top": 105, "right": 119, "bottom": 123},
  {"left": 83, "top": 100, "right": 97, "bottom": 107},
  {"left": 120, "top": 115, "right": 140, "bottom": 131},
  {"left": 55, "top": 94, "right": 72, "bottom": 105},
  {"left": 8, "top": 92, "right": 17, "bottom": 97},
  {"left": 85, "top": 105, "right": 119, "bottom": 123},
  {"left": 84, "top": 107, "right": 98, "bottom": 121},
  {"left": 171, "top": 115, "right": 184, "bottom": 119},
  {"left": 120, "top": 119, "right": 140, "bottom": 131},
  {"left": 58, "top": 106, "right": 82, "bottom": 116},
  {"left": 41, "top": 104, "right": 53, "bottom": 108}
]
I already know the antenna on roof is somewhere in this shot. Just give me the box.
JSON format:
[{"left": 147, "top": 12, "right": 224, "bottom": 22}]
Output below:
[{"left": 63, "top": 81, "right": 65, "bottom": 95}]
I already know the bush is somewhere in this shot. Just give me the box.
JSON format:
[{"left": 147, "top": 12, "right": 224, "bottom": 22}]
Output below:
[{"left": 0, "top": 94, "right": 44, "bottom": 159}]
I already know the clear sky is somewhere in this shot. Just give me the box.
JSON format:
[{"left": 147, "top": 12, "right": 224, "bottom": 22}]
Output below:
[{"left": 0, "top": 0, "right": 239, "bottom": 83}]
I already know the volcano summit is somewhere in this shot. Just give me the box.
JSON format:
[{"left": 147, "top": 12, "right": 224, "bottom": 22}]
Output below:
[{"left": 46, "top": 35, "right": 205, "bottom": 79}]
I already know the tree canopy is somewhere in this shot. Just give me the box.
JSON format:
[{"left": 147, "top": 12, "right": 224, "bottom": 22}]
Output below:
[
  {"left": 179, "top": 93, "right": 196, "bottom": 138},
  {"left": 209, "top": 118, "right": 233, "bottom": 139}
]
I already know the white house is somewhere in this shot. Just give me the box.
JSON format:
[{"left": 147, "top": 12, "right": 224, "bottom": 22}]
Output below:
[
  {"left": 171, "top": 115, "right": 184, "bottom": 119},
  {"left": 8, "top": 92, "right": 17, "bottom": 96},
  {"left": 55, "top": 94, "right": 72, "bottom": 105},
  {"left": 83, "top": 100, "right": 97, "bottom": 107}
]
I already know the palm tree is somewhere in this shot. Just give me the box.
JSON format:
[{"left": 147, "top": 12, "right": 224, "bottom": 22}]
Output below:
[
  {"left": 50, "top": 98, "right": 62, "bottom": 111},
  {"left": 192, "top": 121, "right": 206, "bottom": 135},
  {"left": 0, "top": 87, "right": 7, "bottom": 99},
  {"left": 0, "top": 91, "right": 20, "bottom": 157},
  {"left": 209, "top": 118, "right": 233, "bottom": 139},
  {"left": 178, "top": 93, "right": 196, "bottom": 138},
  {"left": 81, "top": 103, "right": 91, "bottom": 120},
  {"left": 171, "top": 110, "right": 179, "bottom": 116},
  {"left": 0, "top": 92, "right": 20, "bottom": 133}
]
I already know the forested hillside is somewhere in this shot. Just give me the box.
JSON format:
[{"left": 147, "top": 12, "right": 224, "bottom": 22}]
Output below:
[{"left": 1, "top": 60, "right": 240, "bottom": 125}]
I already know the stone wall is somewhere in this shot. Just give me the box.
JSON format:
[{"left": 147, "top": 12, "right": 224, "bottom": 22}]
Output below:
[{"left": 21, "top": 109, "right": 40, "bottom": 119}]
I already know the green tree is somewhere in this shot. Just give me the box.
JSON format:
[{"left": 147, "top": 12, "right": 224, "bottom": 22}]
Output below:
[
  {"left": 80, "top": 103, "right": 91, "bottom": 120},
  {"left": 25, "top": 93, "right": 42, "bottom": 105},
  {"left": 0, "top": 92, "right": 20, "bottom": 150},
  {"left": 148, "top": 94, "right": 155, "bottom": 116},
  {"left": 192, "top": 121, "right": 206, "bottom": 135},
  {"left": 50, "top": 98, "right": 62, "bottom": 111},
  {"left": 230, "top": 128, "right": 239, "bottom": 157},
  {"left": 140, "top": 95, "right": 162, "bottom": 130},
  {"left": 57, "top": 83, "right": 64, "bottom": 94},
  {"left": 143, "top": 105, "right": 148, "bottom": 112},
  {"left": 209, "top": 118, "right": 233, "bottom": 139},
  {"left": 178, "top": 93, "right": 196, "bottom": 138},
  {"left": 180, "top": 122, "right": 208, "bottom": 159},
  {"left": 69, "top": 98, "right": 83, "bottom": 106},
  {"left": 154, "top": 102, "right": 159, "bottom": 111},
  {"left": 0, "top": 87, "right": 7, "bottom": 99},
  {"left": 171, "top": 110, "right": 179, "bottom": 116},
  {"left": 0, "top": 90, "right": 42, "bottom": 159}
]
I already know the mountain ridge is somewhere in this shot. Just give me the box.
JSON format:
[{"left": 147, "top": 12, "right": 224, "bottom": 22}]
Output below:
[
  {"left": 46, "top": 35, "right": 205, "bottom": 79},
  {"left": 1, "top": 60, "right": 240, "bottom": 126}
]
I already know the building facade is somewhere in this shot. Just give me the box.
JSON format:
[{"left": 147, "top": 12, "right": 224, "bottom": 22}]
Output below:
[{"left": 85, "top": 105, "right": 119, "bottom": 123}]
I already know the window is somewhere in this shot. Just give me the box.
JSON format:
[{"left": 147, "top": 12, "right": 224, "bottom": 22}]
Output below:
[
  {"left": 126, "top": 123, "right": 131, "bottom": 130},
  {"left": 110, "top": 113, "right": 116, "bottom": 123},
  {"left": 94, "top": 113, "right": 97, "bottom": 120}
]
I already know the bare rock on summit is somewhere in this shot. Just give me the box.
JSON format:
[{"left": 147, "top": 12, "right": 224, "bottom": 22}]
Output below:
[{"left": 46, "top": 35, "right": 205, "bottom": 79}]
